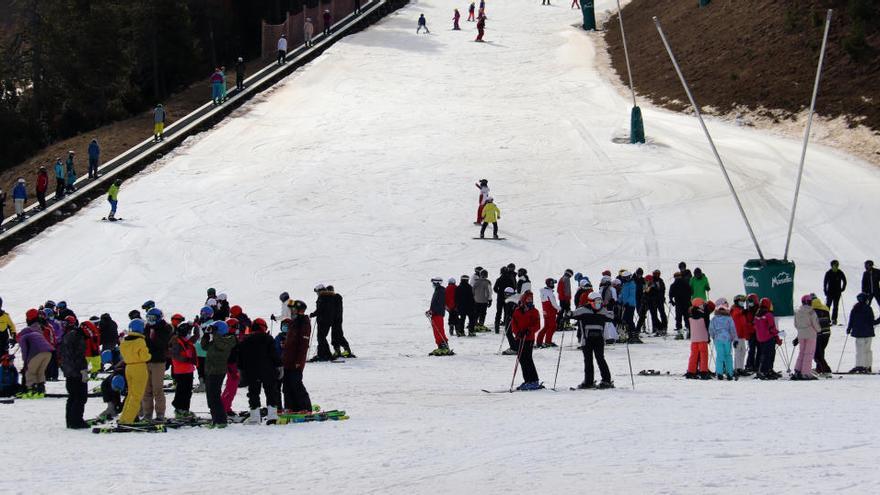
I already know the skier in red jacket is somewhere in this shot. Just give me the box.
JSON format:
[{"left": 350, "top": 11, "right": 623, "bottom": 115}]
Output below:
[
  {"left": 511, "top": 291, "right": 542, "bottom": 390},
  {"left": 35, "top": 166, "right": 49, "bottom": 209},
  {"left": 445, "top": 278, "right": 459, "bottom": 336}
]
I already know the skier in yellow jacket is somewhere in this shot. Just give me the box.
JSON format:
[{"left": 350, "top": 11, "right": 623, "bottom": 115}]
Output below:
[
  {"left": 479, "top": 197, "right": 501, "bottom": 239},
  {"left": 0, "top": 297, "right": 16, "bottom": 355},
  {"left": 119, "top": 319, "right": 151, "bottom": 424}
]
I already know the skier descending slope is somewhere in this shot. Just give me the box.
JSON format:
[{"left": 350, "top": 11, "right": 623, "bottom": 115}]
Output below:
[
  {"left": 453, "top": 8, "right": 461, "bottom": 30},
  {"left": 475, "top": 14, "right": 486, "bottom": 42},
  {"left": 511, "top": 291, "right": 542, "bottom": 390},
  {"left": 566, "top": 292, "right": 614, "bottom": 389},
  {"left": 474, "top": 179, "right": 489, "bottom": 224},
  {"left": 427, "top": 278, "right": 452, "bottom": 356}
]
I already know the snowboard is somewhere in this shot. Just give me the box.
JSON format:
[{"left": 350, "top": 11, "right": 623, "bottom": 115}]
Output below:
[{"left": 472, "top": 237, "right": 506, "bottom": 241}]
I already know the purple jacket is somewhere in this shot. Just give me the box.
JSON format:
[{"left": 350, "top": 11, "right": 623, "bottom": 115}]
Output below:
[
  {"left": 49, "top": 319, "right": 64, "bottom": 344},
  {"left": 19, "top": 323, "right": 54, "bottom": 363}
]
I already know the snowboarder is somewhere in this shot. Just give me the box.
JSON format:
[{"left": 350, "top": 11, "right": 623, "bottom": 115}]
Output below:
[
  {"left": 210, "top": 68, "right": 224, "bottom": 105},
  {"left": 536, "top": 278, "right": 560, "bottom": 347},
  {"left": 468, "top": 2, "right": 476, "bottom": 21},
  {"left": 59, "top": 319, "right": 89, "bottom": 428},
  {"left": 170, "top": 321, "right": 197, "bottom": 418},
  {"left": 493, "top": 267, "right": 515, "bottom": 333},
  {"left": 417, "top": 14, "right": 430, "bottom": 34},
  {"left": 474, "top": 179, "right": 489, "bottom": 224},
  {"left": 479, "top": 197, "right": 500, "bottom": 239},
  {"left": 669, "top": 271, "right": 692, "bottom": 338},
  {"left": 685, "top": 298, "right": 713, "bottom": 379},
  {"left": 282, "top": 300, "right": 312, "bottom": 414},
  {"left": 106, "top": 179, "right": 120, "bottom": 220},
  {"left": 792, "top": 294, "right": 820, "bottom": 380},
  {"left": 567, "top": 292, "right": 614, "bottom": 389},
  {"left": 473, "top": 270, "right": 493, "bottom": 331},
  {"left": 153, "top": 104, "right": 166, "bottom": 142},
  {"left": 277, "top": 34, "right": 288, "bottom": 65},
  {"left": 323, "top": 10, "right": 332, "bottom": 35},
  {"left": 823, "top": 260, "right": 846, "bottom": 325},
  {"left": 846, "top": 293, "right": 880, "bottom": 373},
  {"left": 511, "top": 291, "right": 542, "bottom": 390},
  {"left": 143, "top": 308, "right": 171, "bottom": 421},
  {"left": 326, "top": 285, "right": 355, "bottom": 358},
  {"left": 428, "top": 277, "right": 451, "bottom": 355},
  {"left": 119, "top": 319, "right": 151, "bottom": 424},
  {"left": 453, "top": 8, "right": 461, "bottom": 30},
  {"left": 455, "top": 275, "right": 476, "bottom": 336},
  {"left": 810, "top": 297, "right": 833, "bottom": 376},
  {"left": 88, "top": 138, "right": 100, "bottom": 179},
  {"left": 860, "top": 260, "right": 880, "bottom": 311},
  {"left": 53, "top": 158, "right": 65, "bottom": 199},
  {"left": 235, "top": 57, "right": 246, "bottom": 91},
  {"left": 35, "top": 166, "right": 48, "bottom": 209},
  {"left": 238, "top": 317, "right": 281, "bottom": 423},
  {"left": 305, "top": 18, "right": 315, "bottom": 47},
  {"left": 202, "top": 320, "right": 236, "bottom": 427},
  {"left": 12, "top": 178, "right": 26, "bottom": 221},
  {"left": 754, "top": 298, "right": 781, "bottom": 380},
  {"left": 689, "top": 267, "right": 710, "bottom": 301},
  {"left": 475, "top": 14, "right": 486, "bottom": 42},
  {"left": 708, "top": 298, "right": 736, "bottom": 380}
]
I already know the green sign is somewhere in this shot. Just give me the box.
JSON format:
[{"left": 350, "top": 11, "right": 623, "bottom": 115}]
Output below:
[{"left": 742, "top": 259, "right": 796, "bottom": 317}]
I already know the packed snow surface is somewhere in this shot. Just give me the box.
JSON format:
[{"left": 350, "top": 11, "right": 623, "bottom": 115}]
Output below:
[{"left": 2, "top": 0, "right": 879, "bottom": 493}]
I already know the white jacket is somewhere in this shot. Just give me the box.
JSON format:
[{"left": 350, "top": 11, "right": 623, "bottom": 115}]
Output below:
[
  {"left": 540, "top": 287, "right": 560, "bottom": 311},
  {"left": 305, "top": 21, "right": 314, "bottom": 35},
  {"left": 277, "top": 37, "right": 288, "bottom": 51},
  {"left": 280, "top": 301, "right": 292, "bottom": 321}
]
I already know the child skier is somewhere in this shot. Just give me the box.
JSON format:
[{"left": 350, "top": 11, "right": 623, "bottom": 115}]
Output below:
[
  {"left": 417, "top": 14, "right": 430, "bottom": 34},
  {"left": 811, "top": 297, "right": 833, "bottom": 376},
  {"left": 536, "top": 278, "right": 560, "bottom": 347},
  {"left": 238, "top": 318, "right": 282, "bottom": 424},
  {"left": 428, "top": 277, "right": 451, "bottom": 355},
  {"left": 686, "top": 298, "right": 713, "bottom": 379},
  {"left": 730, "top": 295, "right": 754, "bottom": 376},
  {"left": 211, "top": 68, "right": 224, "bottom": 105},
  {"left": 473, "top": 270, "right": 493, "bottom": 331},
  {"left": 107, "top": 179, "right": 120, "bottom": 220},
  {"left": 59, "top": 319, "right": 89, "bottom": 428},
  {"left": 754, "top": 298, "right": 781, "bottom": 380},
  {"left": 119, "top": 319, "right": 151, "bottom": 424},
  {"left": 792, "top": 294, "right": 820, "bottom": 380},
  {"left": 170, "top": 322, "right": 197, "bottom": 418},
  {"left": 202, "top": 320, "right": 236, "bottom": 427},
  {"left": 453, "top": 8, "right": 461, "bottom": 30},
  {"left": 474, "top": 179, "right": 489, "bottom": 224},
  {"left": 479, "top": 198, "right": 500, "bottom": 239},
  {"left": 282, "top": 300, "right": 312, "bottom": 414},
  {"left": 468, "top": 2, "right": 476, "bottom": 21},
  {"left": 708, "top": 298, "right": 736, "bottom": 380},
  {"left": 511, "top": 291, "right": 541, "bottom": 390},
  {"left": 12, "top": 178, "right": 26, "bottom": 221}
]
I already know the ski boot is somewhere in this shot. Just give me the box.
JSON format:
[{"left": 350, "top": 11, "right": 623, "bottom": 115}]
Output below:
[
  {"left": 266, "top": 407, "right": 278, "bottom": 425},
  {"left": 193, "top": 382, "right": 206, "bottom": 393},
  {"left": 577, "top": 381, "right": 596, "bottom": 390},
  {"left": 597, "top": 381, "right": 615, "bottom": 389},
  {"left": 698, "top": 372, "right": 713, "bottom": 380},
  {"left": 674, "top": 331, "right": 685, "bottom": 341},
  {"left": 245, "top": 408, "right": 261, "bottom": 425},
  {"left": 544, "top": 342, "right": 558, "bottom": 348},
  {"left": 501, "top": 348, "right": 518, "bottom": 355},
  {"left": 684, "top": 372, "right": 698, "bottom": 379},
  {"left": 516, "top": 381, "right": 544, "bottom": 391},
  {"left": 341, "top": 348, "right": 357, "bottom": 358},
  {"left": 331, "top": 348, "right": 343, "bottom": 360}
]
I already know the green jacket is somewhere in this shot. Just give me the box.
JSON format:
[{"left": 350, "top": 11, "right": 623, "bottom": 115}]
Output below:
[
  {"left": 108, "top": 184, "right": 119, "bottom": 201},
  {"left": 202, "top": 334, "right": 236, "bottom": 375},
  {"left": 689, "top": 275, "right": 711, "bottom": 301}
]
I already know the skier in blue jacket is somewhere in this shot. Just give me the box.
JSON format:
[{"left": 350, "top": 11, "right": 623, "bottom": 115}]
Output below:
[
  {"left": 12, "top": 178, "right": 27, "bottom": 221},
  {"left": 619, "top": 270, "right": 639, "bottom": 343},
  {"left": 54, "top": 159, "right": 65, "bottom": 199},
  {"left": 88, "top": 139, "right": 100, "bottom": 179}
]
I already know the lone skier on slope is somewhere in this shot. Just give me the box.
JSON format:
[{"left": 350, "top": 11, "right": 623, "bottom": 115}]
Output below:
[
  {"left": 453, "top": 8, "right": 461, "bottom": 30},
  {"left": 479, "top": 197, "right": 500, "bottom": 239},
  {"left": 107, "top": 180, "right": 120, "bottom": 220},
  {"left": 475, "top": 14, "right": 486, "bottom": 42},
  {"left": 417, "top": 14, "right": 430, "bottom": 34}
]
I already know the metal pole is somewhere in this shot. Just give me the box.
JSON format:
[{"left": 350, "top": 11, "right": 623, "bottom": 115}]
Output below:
[
  {"left": 654, "top": 17, "right": 765, "bottom": 261},
  {"left": 784, "top": 9, "right": 832, "bottom": 260},
  {"left": 551, "top": 325, "right": 566, "bottom": 391},
  {"left": 616, "top": 0, "right": 637, "bottom": 108}
]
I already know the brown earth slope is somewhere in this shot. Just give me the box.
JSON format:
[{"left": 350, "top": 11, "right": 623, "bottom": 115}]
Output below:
[{"left": 605, "top": 0, "right": 880, "bottom": 131}]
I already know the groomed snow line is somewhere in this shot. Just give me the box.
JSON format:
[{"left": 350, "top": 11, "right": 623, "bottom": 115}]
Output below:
[{"left": 1, "top": 1, "right": 879, "bottom": 493}]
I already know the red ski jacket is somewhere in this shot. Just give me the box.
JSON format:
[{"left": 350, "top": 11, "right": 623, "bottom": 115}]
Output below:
[
  {"left": 511, "top": 306, "right": 541, "bottom": 341},
  {"left": 730, "top": 306, "right": 755, "bottom": 340},
  {"left": 445, "top": 284, "right": 457, "bottom": 311}
]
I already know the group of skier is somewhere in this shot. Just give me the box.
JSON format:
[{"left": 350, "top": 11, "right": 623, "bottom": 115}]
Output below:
[
  {"left": 426, "top": 259, "right": 880, "bottom": 390},
  {"left": 421, "top": 1, "right": 488, "bottom": 41},
  {"left": 0, "top": 285, "right": 357, "bottom": 430}
]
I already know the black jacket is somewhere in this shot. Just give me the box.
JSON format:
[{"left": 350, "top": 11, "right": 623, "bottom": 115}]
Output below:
[
  {"left": 312, "top": 291, "right": 335, "bottom": 322},
  {"left": 824, "top": 269, "right": 847, "bottom": 296},
  {"left": 99, "top": 314, "right": 118, "bottom": 349},
  {"left": 669, "top": 278, "right": 692, "bottom": 307},
  {"left": 861, "top": 268, "right": 880, "bottom": 295},
  {"left": 493, "top": 273, "right": 515, "bottom": 296},
  {"left": 455, "top": 281, "right": 475, "bottom": 313},
  {"left": 145, "top": 320, "right": 172, "bottom": 363},
  {"left": 237, "top": 332, "right": 281, "bottom": 375},
  {"left": 60, "top": 328, "right": 87, "bottom": 378}
]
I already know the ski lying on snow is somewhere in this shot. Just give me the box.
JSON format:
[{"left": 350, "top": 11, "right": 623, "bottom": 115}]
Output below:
[
  {"left": 101, "top": 217, "right": 124, "bottom": 221},
  {"left": 472, "top": 237, "right": 507, "bottom": 241},
  {"left": 92, "top": 423, "right": 167, "bottom": 434}
]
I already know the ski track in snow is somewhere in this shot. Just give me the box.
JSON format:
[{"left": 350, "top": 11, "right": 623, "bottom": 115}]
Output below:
[{"left": 2, "top": 0, "right": 880, "bottom": 493}]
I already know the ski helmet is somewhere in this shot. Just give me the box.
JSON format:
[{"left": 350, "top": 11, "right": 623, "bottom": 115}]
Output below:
[
  {"left": 759, "top": 298, "right": 773, "bottom": 310},
  {"left": 645, "top": 274, "right": 653, "bottom": 282},
  {"left": 517, "top": 268, "right": 527, "bottom": 277},
  {"left": 226, "top": 318, "right": 240, "bottom": 332},
  {"left": 230, "top": 305, "right": 242, "bottom": 318},
  {"left": 280, "top": 292, "right": 290, "bottom": 302},
  {"left": 252, "top": 318, "right": 268, "bottom": 333},
  {"left": 200, "top": 306, "right": 214, "bottom": 320},
  {"left": 207, "top": 288, "right": 217, "bottom": 298},
  {"left": 715, "top": 297, "right": 729, "bottom": 309},
  {"left": 176, "top": 322, "right": 193, "bottom": 337},
  {"left": 111, "top": 375, "right": 126, "bottom": 393},
  {"left": 42, "top": 307, "right": 55, "bottom": 319},
  {"left": 326, "top": 285, "right": 335, "bottom": 292},
  {"left": 621, "top": 270, "right": 632, "bottom": 278},
  {"left": 801, "top": 294, "right": 814, "bottom": 305},
  {"left": 574, "top": 272, "right": 583, "bottom": 282},
  {"left": 145, "top": 308, "right": 163, "bottom": 325},
  {"left": 653, "top": 269, "right": 661, "bottom": 276},
  {"left": 461, "top": 275, "right": 469, "bottom": 281},
  {"left": 474, "top": 266, "right": 484, "bottom": 274},
  {"left": 141, "top": 300, "right": 155, "bottom": 311},
  {"left": 64, "top": 315, "right": 78, "bottom": 328},
  {"left": 448, "top": 277, "right": 456, "bottom": 284},
  {"left": 314, "top": 284, "right": 325, "bottom": 292},
  {"left": 128, "top": 309, "right": 142, "bottom": 321},
  {"left": 578, "top": 279, "right": 589, "bottom": 288},
  {"left": 217, "top": 293, "right": 227, "bottom": 302},
  {"left": 431, "top": 277, "right": 442, "bottom": 285},
  {"left": 25, "top": 309, "right": 40, "bottom": 324},
  {"left": 44, "top": 300, "right": 56, "bottom": 309},
  {"left": 128, "top": 319, "right": 146, "bottom": 334},
  {"left": 545, "top": 278, "right": 556, "bottom": 288},
  {"left": 292, "top": 300, "right": 307, "bottom": 313},
  {"left": 212, "top": 321, "right": 229, "bottom": 336},
  {"left": 479, "top": 178, "right": 488, "bottom": 185},
  {"left": 480, "top": 269, "right": 488, "bottom": 278},
  {"left": 170, "top": 313, "right": 185, "bottom": 324},
  {"left": 503, "top": 287, "right": 516, "bottom": 295},
  {"left": 57, "top": 301, "right": 67, "bottom": 310}
]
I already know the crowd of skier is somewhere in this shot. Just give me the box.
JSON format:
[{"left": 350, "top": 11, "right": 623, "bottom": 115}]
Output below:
[
  {"left": 0, "top": 285, "right": 356, "bottom": 430},
  {"left": 426, "top": 259, "right": 880, "bottom": 391}
]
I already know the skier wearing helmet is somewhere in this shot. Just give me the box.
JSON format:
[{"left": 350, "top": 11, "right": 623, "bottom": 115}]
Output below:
[
  {"left": 237, "top": 317, "right": 281, "bottom": 424},
  {"left": 566, "top": 292, "right": 615, "bottom": 389},
  {"left": 282, "top": 300, "right": 313, "bottom": 414},
  {"left": 143, "top": 308, "right": 172, "bottom": 421},
  {"left": 536, "top": 278, "right": 560, "bottom": 347},
  {"left": 754, "top": 298, "right": 780, "bottom": 380},
  {"left": 428, "top": 277, "right": 452, "bottom": 355},
  {"left": 202, "top": 321, "right": 236, "bottom": 427},
  {"left": 235, "top": 56, "right": 246, "bottom": 91},
  {"left": 511, "top": 291, "right": 542, "bottom": 390}
]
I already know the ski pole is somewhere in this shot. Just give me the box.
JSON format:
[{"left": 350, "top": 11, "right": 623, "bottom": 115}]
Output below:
[
  {"left": 836, "top": 331, "right": 850, "bottom": 373},
  {"left": 498, "top": 319, "right": 512, "bottom": 353},
  {"left": 625, "top": 336, "right": 636, "bottom": 390},
  {"left": 508, "top": 334, "right": 525, "bottom": 393},
  {"left": 551, "top": 324, "right": 566, "bottom": 391}
]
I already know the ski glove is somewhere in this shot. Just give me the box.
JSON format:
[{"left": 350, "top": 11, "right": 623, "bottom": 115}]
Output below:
[
  {"left": 270, "top": 314, "right": 276, "bottom": 322},
  {"left": 276, "top": 367, "right": 284, "bottom": 380},
  {"left": 792, "top": 338, "right": 799, "bottom": 347},
  {"left": 81, "top": 370, "right": 90, "bottom": 383}
]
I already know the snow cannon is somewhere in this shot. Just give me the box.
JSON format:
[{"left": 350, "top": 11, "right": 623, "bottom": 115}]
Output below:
[
  {"left": 630, "top": 106, "right": 645, "bottom": 144},
  {"left": 581, "top": 1, "right": 596, "bottom": 31},
  {"left": 742, "top": 259, "right": 795, "bottom": 317}
]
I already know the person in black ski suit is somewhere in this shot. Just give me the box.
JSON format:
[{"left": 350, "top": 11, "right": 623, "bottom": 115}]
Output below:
[
  {"left": 516, "top": 268, "right": 531, "bottom": 293},
  {"left": 860, "top": 260, "right": 880, "bottom": 312},
  {"left": 325, "top": 285, "right": 355, "bottom": 358},
  {"left": 98, "top": 313, "right": 119, "bottom": 355},
  {"left": 310, "top": 285, "right": 334, "bottom": 361},
  {"left": 645, "top": 271, "right": 668, "bottom": 335},
  {"left": 669, "top": 271, "right": 692, "bottom": 334},
  {"left": 633, "top": 268, "right": 649, "bottom": 333},
  {"left": 493, "top": 267, "right": 515, "bottom": 333},
  {"left": 566, "top": 293, "right": 614, "bottom": 389},
  {"left": 60, "top": 322, "right": 90, "bottom": 428},
  {"left": 823, "top": 260, "right": 847, "bottom": 325},
  {"left": 455, "top": 275, "right": 476, "bottom": 336},
  {"left": 237, "top": 317, "right": 281, "bottom": 422}
]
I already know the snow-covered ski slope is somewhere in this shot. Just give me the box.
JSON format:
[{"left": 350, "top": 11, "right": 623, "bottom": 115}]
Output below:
[{"left": 3, "top": 1, "right": 880, "bottom": 493}]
